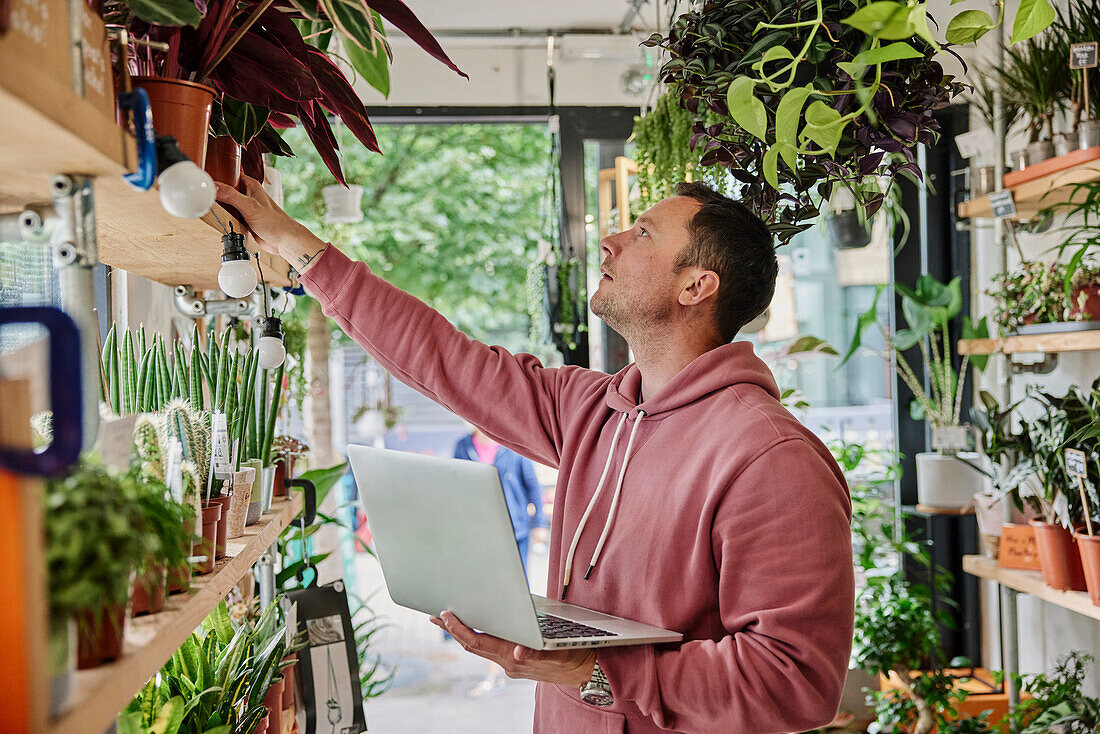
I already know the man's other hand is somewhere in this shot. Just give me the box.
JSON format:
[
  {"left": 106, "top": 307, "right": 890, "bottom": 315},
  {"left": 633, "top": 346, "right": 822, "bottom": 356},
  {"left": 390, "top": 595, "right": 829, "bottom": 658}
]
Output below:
[
  {"left": 432, "top": 611, "right": 596, "bottom": 687},
  {"left": 215, "top": 175, "right": 328, "bottom": 273}
]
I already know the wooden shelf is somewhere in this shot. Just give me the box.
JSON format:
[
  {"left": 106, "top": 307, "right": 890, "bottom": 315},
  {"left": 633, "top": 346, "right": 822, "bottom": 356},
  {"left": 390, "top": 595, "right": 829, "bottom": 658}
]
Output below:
[
  {"left": 0, "top": 86, "right": 292, "bottom": 289},
  {"left": 964, "top": 555, "right": 1100, "bottom": 622},
  {"left": 48, "top": 494, "right": 304, "bottom": 734},
  {"left": 958, "top": 330, "right": 1100, "bottom": 355},
  {"left": 958, "top": 159, "right": 1100, "bottom": 220}
]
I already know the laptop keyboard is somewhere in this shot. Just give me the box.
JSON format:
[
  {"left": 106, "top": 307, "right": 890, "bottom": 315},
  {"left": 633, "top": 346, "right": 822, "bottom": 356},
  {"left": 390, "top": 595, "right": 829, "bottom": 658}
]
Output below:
[{"left": 537, "top": 613, "right": 618, "bottom": 639}]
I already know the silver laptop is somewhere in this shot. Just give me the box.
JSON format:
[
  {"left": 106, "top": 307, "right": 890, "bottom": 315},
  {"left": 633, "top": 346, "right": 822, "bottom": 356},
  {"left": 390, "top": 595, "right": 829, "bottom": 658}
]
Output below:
[{"left": 348, "top": 444, "right": 682, "bottom": 650}]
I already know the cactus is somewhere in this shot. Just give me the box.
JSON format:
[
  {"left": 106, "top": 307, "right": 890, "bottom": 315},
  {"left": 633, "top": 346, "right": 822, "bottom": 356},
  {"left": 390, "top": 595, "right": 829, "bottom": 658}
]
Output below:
[
  {"left": 160, "top": 398, "right": 212, "bottom": 498},
  {"left": 131, "top": 415, "right": 164, "bottom": 486}
]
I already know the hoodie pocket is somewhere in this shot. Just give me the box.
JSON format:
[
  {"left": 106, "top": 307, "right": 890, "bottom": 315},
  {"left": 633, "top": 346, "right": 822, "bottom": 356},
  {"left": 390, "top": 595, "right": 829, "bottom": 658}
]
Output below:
[{"left": 537, "top": 683, "right": 626, "bottom": 734}]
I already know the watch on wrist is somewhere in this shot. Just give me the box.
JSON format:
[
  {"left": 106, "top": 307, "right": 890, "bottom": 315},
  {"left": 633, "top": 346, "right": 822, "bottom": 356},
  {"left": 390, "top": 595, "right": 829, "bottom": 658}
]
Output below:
[{"left": 579, "top": 660, "right": 614, "bottom": 706}]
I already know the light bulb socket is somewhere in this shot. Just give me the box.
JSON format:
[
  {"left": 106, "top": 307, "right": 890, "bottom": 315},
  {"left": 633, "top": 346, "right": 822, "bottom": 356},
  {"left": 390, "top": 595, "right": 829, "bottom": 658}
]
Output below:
[
  {"left": 221, "top": 231, "right": 249, "bottom": 263},
  {"left": 155, "top": 136, "right": 191, "bottom": 173},
  {"left": 258, "top": 316, "right": 283, "bottom": 340}
]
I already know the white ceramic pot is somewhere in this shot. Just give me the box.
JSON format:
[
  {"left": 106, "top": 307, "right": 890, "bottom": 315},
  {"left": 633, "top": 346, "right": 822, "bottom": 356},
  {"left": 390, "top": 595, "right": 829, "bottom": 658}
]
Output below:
[
  {"left": 260, "top": 464, "right": 276, "bottom": 514},
  {"left": 915, "top": 451, "right": 984, "bottom": 509},
  {"left": 322, "top": 183, "right": 364, "bottom": 223}
]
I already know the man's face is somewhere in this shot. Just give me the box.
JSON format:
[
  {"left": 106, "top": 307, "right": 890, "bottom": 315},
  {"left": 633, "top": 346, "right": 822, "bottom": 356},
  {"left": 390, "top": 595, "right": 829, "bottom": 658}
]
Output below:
[{"left": 590, "top": 195, "right": 700, "bottom": 336}]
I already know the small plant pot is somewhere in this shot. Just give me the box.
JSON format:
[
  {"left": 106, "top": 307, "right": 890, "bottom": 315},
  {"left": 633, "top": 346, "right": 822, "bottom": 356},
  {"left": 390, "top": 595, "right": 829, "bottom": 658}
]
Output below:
[
  {"left": 204, "top": 134, "right": 241, "bottom": 187},
  {"left": 130, "top": 76, "right": 216, "bottom": 167},
  {"left": 193, "top": 502, "right": 222, "bottom": 575},
  {"left": 48, "top": 619, "right": 75, "bottom": 717},
  {"left": 322, "top": 183, "right": 364, "bottom": 223},
  {"left": 212, "top": 493, "right": 233, "bottom": 559},
  {"left": 973, "top": 493, "right": 1005, "bottom": 559},
  {"left": 246, "top": 459, "right": 264, "bottom": 524},
  {"left": 1054, "top": 132, "right": 1075, "bottom": 157},
  {"left": 1031, "top": 520, "right": 1087, "bottom": 591},
  {"left": 255, "top": 711, "right": 269, "bottom": 734},
  {"left": 915, "top": 452, "right": 983, "bottom": 510},
  {"left": 260, "top": 464, "right": 277, "bottom": 514},
  {"left": 169, "top": 515, "right": 197, "bottom": 593},
  {"left": 264, "top": 675, "right": 285, "bottom": 734},
  {"left": 825, "top": 209, "right": 872, "bottom": 250},
  {"left": 76, "top": 603, "right": 128, "bottom": 669},
  {"left": 131, "top": 564, "right": 167, "bottom": 616},
  {"left": 281, "top": 652, "right": 298, "bottom": 711},
  {"left": 1081, "top": 119, "right": 1100, "bottom": 149},
  {"left": 274, "top": 455, "right": 296, "bottom": 498},
  {"left": 1075, "top": 530, "right": 1100, "bottom": 605},
  {"left": 1026, "top": 139, "right": 1055, "bottom": 166},
  {"left": 227, "top": 467, "right": 256, "bottom": 538}
]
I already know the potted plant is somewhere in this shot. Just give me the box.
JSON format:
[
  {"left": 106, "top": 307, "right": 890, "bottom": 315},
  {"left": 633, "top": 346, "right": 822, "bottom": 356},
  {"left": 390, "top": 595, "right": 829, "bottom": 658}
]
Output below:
[
  {"left": 1054, "top": 0, "right": 1100, "bottom": 148},
  {"left": 272, "top": 434, "right": 308, "bottom": 499},
  {"left": 644, "top": 0, "right": 1053, "bottom": 242},
  {"left": 45, "top": 456, "right": 151, "bottom": 669},
  {"left": 997, "top": 34, "right": 1072, "bottom": 166},
  {"left": 129, "top": 467, "right": 195, "bottom": 615},
  {"left": 844, "top": 274, "right": 989, "bottom": 508},
  {"left": 104, "top": 0, "right": 465, "bottom": 182},
  {"left": 965, "top": 392, "right": 1032, "bottom": 557},
  {"left": 1004, "top": 652, "right": 1100, "bottom": 732}
]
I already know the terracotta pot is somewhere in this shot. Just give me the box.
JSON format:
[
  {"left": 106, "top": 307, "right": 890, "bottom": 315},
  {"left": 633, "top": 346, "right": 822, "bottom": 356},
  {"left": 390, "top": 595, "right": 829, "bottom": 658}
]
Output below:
[
  {"left": 168, "top": 515, "right": 195, "bottom": 593},
  {"left": 130, "top": 77, "right": 216, "bottom": 167},
  {"left": 227, "top": 467, "right": 256, "bottom": 539},
  {"left": 1071, "top": 284, "right": 1100, "bottom": 321},
  {"left": 194, "top": 502, "right": 222, "bottom": 575},
  {"left": 1076, "top": 530, "right": 1100, "bottom": 605},
  {"left": 264, "top": 676, "right": 285, "bottom": 734},
  {"left": 131, "top": 564, "right": 167, "bottom": 616},
  {"left": 281, "top": 653, "right": 298, "bottom": 711},
  {"left": 212, "top": 493, "right": 233, "bottom": 559},
  {"left": 1031, "top": 520, "right": 1087, "bottom": 591},
  {"left": 256, "top": 711, "right": 269, "bottom": 734},
  {"left": 204, "top": 134, "right": 241, "bottom": 187},
  {"left": 76, "top": 603, "right": 127, "bottom": 669},
  {"left": 273, "top": 457, "right": 293, "bottom": 498}
]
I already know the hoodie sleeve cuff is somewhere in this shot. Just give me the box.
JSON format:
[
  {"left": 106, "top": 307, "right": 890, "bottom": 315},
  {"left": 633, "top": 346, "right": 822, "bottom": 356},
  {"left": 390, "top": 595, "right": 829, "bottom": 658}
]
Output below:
[
  {"left": 298, "top": 245, "right": 359, "bottom": 305},
  {"left": 598, "top": 644, "right": 656, "bottom": 704}
]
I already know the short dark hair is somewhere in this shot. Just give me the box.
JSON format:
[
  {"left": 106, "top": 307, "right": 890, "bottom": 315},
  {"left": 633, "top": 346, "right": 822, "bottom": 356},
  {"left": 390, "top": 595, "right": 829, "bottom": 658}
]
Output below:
[{"left": 672, "top": 182, "right": 777, "bottom": 342}]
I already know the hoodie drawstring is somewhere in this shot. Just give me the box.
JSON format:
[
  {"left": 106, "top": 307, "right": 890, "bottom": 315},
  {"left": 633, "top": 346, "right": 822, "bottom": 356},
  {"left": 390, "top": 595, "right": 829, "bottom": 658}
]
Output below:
[{"left": 560, "top": 409, "right": 646, "bottom": 599}]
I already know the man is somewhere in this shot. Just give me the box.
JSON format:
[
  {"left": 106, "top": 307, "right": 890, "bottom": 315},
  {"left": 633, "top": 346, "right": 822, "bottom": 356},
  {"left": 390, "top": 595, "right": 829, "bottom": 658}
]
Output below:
[{"left": 217, "top": 177, "right": 854, "bottom": 733}]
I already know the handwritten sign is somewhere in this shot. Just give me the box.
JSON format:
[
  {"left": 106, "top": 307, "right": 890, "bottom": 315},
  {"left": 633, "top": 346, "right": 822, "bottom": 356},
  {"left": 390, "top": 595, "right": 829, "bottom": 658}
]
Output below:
[
  {"left": 1067, "top": 448, "right": 1089, "bottom": 479},
  {"left": 998, "top": 524, "right": 1041, "bottom": 569},
  {"left": 1072, "top": 42, "right": 1099, "bottom": 69},
  {"left": 989, "top": 190, "right": 1017, "bottom": 219}
]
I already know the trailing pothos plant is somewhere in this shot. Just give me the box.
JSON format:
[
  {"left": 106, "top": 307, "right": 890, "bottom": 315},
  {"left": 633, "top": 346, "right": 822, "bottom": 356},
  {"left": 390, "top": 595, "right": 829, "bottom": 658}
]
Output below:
[{"left": 646, "top": 0, "right": 1055, "bottom": 243}]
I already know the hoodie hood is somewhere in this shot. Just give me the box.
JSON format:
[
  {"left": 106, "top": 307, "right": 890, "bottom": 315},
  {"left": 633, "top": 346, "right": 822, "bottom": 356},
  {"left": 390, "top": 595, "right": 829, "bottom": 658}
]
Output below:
[{"left": 604, "top": 341, "right": 781, "bottom": 417}]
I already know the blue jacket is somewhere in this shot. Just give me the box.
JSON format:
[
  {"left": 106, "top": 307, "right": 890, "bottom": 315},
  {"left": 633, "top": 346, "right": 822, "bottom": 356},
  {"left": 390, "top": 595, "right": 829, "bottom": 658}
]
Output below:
[{"left": 454, "top": 436, "right": 548, "bottom": 541}]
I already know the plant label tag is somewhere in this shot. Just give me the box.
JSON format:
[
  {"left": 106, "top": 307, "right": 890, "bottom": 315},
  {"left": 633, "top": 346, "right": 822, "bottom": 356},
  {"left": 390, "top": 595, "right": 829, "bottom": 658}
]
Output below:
[
  {"left": 998, "top": 524, "right": 1041, "bottom": 569},
  {"left": 1071, "top": 42, "right": 1099, "bottom": 69},
  {"left": 955, "top": 130, "right": 984, "bottom": 159},
  {"left": 165, "top": 436, "right": 184, "bottom": 503},
  {"left": 988, "top": 190, "right": 1017, "bottom": 219},
  {"left": 932, "top": 426, "right": 970, "bottom": 451},
  {"left": 211, "top": 412, "right": 232, "bottom": 479},
  {"left": 93, "top": 414, "right": 137, "bottom": 470},
  {"left": 1066, "top": 448, "right": 1089, "bottom": 478}
]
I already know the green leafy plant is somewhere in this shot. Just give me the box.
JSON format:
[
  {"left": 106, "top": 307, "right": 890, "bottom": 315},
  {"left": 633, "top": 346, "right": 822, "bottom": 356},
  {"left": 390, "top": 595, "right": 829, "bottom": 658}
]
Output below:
[
  {"left": 964, "top": 391, "right": 1031, "bottom": 502},
  {"left": 843, "top": 274, "right": 989, "bottom": 433},
  {"left": 646, "top": 0, "right": 1053, "bottom": 242},
  {"left": 997, "top": 34, "right": 1072, "bottom": 143},
  {"left": 1005, "top": 652, "right": 1100, "bottom": 733}
]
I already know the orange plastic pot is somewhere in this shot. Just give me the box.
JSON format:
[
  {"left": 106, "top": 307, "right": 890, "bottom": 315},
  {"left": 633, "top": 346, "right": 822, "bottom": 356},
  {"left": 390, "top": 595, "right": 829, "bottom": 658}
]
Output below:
[
  {"left": 204, "top": 134, "right": 241, "bottom": 187},
  {"left": 255, "top": 711, "right": 269, "bottom": 734},
  {"left": 76, "top": 604, "right": 127, "bottom": 669},
  {"left": 281, "top": 652, "right": 297, "bottom": 710},
  {"left": 130, "top": 77, "right": 216, "bottom": 166},
  {"left": 212, "top": 494, "right": 233, "bottom": 559},
  {"left": 131, "top": 564, "right": 166, "bottom": 616},
  {"left": 1032, "top": 520, "right": 1087, "bottom": 591},
  {"left": 193, "top": 502, "right": 222, "bottom": 575},
  {"left": 263, "top": 676, "right": 285, "bottom": 734},
  {"left": 1076, "top": 530, "right": 1100, "bottom": 605}
]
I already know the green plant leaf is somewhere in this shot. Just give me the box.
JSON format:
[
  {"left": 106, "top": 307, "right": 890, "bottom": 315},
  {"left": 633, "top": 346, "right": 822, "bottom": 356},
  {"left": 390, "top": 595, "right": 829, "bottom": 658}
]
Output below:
[
  {"left": 802, "top": 100, "right": 843, "bottom": 155},
  {"left": 908, "top": 4, "right": 939, "bottom": 49},
  {"left": 298, "top": 462, "right": 349, "bottom": 509},
  {"left": 838, "top": 283, "right": 886, "bottom": 366},
  {"left": 725, "top": 76, "right": 768, "bottom": 142},
  {"left": 775, "top": 86, "right": 814, "bottom": 168},
  {"left": 842, "top": 2, "right": 918, "bottom": 40},
  {"left": 117, "top": 712, "right": 143, "bottom": 734},
  {"left": 945, "top": 9, "right": 996, "bottom": 44},
  {"left": 962, "top": 316, "right": 990, "bottom": 372},
  {"left": 221, "top": 99, "right": 266, "bottom": 147},
  {"left": 763, "top": 145, "right": 781, "bottom": 190},
  {"left": 150, "top": 696, "right": 184, "bottom": 734},
  {"left": 850, "top": 41, "right": 923, "bottom": 72},
  {"left": 1010, "top": 0, "right": 1055, "bottom": 45},
  {"left": 344, "top": 11, "right": 391, "bottom": 98},
  {"left": 123, "top": 0, "right": 201, "bottom": 28}
]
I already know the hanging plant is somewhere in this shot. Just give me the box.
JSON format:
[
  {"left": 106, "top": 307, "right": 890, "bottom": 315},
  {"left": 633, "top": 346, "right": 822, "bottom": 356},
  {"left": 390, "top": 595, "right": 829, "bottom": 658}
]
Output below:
[{"left": 646, "top": 0, "right": 1055, "bottom": 244}]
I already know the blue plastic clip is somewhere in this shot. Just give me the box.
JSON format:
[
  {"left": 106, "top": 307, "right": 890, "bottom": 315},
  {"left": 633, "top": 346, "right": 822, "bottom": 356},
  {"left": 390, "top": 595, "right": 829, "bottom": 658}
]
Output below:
[{"left": 118, "top": 87, "right": 158, "bottom": 191}]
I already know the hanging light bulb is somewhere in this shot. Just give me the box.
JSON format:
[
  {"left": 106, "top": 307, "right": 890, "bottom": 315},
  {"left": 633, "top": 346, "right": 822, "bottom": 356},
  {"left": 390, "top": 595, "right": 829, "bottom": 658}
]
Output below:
[
  {"left": 155, "top": 136, "right": 216, "bottom": 218},
  {"left": 218, "top": 229, "right": 258, "bottom": 299},
  {"left": 256, "top": 316, "right": 286, "bottom": 370}
]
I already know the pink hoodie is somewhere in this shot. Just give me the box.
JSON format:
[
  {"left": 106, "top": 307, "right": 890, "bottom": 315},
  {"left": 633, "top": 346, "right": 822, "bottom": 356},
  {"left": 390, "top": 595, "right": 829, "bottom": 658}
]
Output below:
[{"left": 302, "top": 247, "right": 855, "bottom": 734}]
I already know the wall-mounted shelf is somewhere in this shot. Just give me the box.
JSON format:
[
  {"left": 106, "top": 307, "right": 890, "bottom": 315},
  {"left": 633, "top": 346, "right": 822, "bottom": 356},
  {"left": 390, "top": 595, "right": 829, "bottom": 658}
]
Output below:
[
  {"left": 958, "top": 330, "right": 1100, "bottom": 355},
  {"left": 958, "top": 159, "right": 1100, "bottom": 220},
  {"left": 0, "top": 86, "right": 292, "bottom": 290},
  {"left": 964, "top": 554, "right": 1100, "bottom": 622},
  {"left": 48, "top": 494, "right": 303, "bottom": 734}
]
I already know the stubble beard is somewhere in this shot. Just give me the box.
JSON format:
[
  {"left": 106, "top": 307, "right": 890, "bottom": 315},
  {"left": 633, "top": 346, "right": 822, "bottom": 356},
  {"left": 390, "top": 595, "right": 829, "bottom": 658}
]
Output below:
[{"left": 590, "top": 285, "right": 675, "bottom": 348}]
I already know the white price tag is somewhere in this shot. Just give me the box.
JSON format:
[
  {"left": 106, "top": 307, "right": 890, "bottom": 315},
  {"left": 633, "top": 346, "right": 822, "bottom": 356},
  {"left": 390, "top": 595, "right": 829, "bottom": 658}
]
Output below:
[
  {"left": 955, "top": 130, "right": 984, "bottom": 160},
  {"left": 931, "top": 426, "right": 971, "bottom": 452},
  {"left": 164, "top": 437, "right": 184, "bottom": 503},
  {"left": 94, "top": 414, "right": 137, "bottom": 470},
  {"left": 989, "top": 190, "right": 1017, "bottom": 219},
  {"left": 211, "top": 412, "right": 233, "bottom": 479}
]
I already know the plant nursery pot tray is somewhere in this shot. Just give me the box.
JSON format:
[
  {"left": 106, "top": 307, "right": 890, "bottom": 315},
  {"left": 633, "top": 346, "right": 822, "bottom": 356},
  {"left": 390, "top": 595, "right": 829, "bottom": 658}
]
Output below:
[
  {"left": 1012, "top": 321, "right": 1100, "bottom": 335},
  {"left": 1003, "top": 146, "right": 1100, "bottom": 188},
  {"left": 47, "top": 495, "right": 303, "bottom": 734}
]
